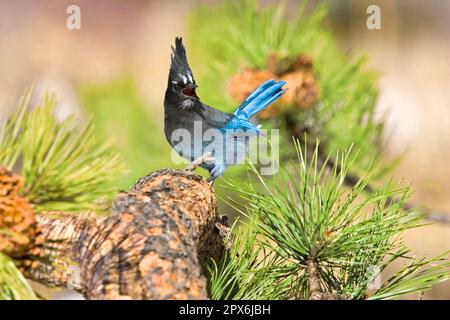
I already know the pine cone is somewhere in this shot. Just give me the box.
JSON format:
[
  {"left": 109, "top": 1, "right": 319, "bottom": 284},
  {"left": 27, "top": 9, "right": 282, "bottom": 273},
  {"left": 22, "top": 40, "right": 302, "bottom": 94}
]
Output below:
[
  {"left": 292, "top": 54, "right": 314, "bottom": 72},
  {"left": 0, "top": 167, "right": 43, "bottom": 270},
  {"left": 228, "top": 53, "right": 319, "bottom": 120},
  {"left": 0, "top": 166, "right": 23, "bottom": 197},
  {"left": 229, "top": 68, "right": 288, "bottom": 120},
  {"left": 229, "top": 68, "right": 275, "bottom": 102},
  {"left": 266, "top": 52, "right": 314, "bottom": 76},
  {"left": 280, "top": 69, "right": 319, "bottom": 110}
]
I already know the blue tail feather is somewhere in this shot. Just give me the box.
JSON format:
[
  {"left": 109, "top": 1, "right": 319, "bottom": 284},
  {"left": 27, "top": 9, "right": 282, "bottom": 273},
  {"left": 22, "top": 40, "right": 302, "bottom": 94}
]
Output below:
[
  {"left": 237, "top": 79, "right": 276, "bottom": 110},
  {"left": 234, "top": 80, "right": 286, "bottom": 119},
  {"left": 245, "top": 87, "right": 285, "bottom": 116}
]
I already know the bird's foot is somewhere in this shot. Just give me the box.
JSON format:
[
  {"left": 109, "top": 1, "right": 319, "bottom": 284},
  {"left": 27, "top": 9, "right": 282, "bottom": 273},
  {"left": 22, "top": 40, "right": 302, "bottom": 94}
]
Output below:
[
  {"left": 207, "top": 177, "right": 215, "bottom": 186},
  {"left": 207, "top": 162, "right": 226, "bottom": 185},
  {"left": 185, "top": 152, "right": 214, "bottom": 172}
]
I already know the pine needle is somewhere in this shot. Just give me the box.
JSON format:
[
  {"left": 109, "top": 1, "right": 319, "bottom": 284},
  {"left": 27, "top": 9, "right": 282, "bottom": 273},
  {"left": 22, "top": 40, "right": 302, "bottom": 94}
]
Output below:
[
  {"left": 0, "top": 89, "right": 128, "bottom": 211},
  {"left": 0, "top": 253, "right": 37, "bottom": 300}
]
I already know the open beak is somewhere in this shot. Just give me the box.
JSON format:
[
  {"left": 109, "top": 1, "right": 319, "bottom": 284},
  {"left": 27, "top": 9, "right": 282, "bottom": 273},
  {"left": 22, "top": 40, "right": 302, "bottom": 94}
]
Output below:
[{"left": 183, "top": 83, "right": 199, "bottom": 99}]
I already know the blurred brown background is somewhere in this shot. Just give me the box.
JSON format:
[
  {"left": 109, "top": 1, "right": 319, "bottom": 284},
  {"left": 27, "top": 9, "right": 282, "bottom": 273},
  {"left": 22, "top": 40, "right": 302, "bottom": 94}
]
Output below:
[{"left": 0, "top": 0, "right": 448, "bottom": 299}]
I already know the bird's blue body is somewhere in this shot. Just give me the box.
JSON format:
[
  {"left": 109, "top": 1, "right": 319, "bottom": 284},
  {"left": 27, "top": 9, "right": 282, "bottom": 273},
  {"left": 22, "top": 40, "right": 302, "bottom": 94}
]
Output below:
[{"left": 164, "top": 38, "right": 286, "bottom": 181}]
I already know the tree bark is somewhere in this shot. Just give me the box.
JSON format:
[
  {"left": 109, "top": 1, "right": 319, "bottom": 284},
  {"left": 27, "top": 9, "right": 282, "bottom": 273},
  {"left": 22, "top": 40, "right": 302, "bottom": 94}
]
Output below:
[
  {"left": 23, "top": 169, "right": 226, "bottom": 300},
  {"left": 305, "top": 258, "right": 350, "bottom": 300}
]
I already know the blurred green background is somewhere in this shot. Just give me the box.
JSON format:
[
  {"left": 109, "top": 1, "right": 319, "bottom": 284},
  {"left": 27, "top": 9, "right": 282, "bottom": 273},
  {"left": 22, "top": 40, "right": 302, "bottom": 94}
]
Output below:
[{"left": 79, "top": 77, "right": 173, "bottom": 187}]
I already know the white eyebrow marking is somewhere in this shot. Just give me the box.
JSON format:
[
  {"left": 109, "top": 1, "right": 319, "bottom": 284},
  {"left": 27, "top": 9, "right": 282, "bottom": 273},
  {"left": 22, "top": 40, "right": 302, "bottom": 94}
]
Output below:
[
  {"left": 187, "top": 72, "right": 193, "bottom": 83},
  {"left": 179, "top": 73, "right": 187, "bottom": 84},
  {"left": 171, "top": 81, "right": 177, "bottom": 84}
]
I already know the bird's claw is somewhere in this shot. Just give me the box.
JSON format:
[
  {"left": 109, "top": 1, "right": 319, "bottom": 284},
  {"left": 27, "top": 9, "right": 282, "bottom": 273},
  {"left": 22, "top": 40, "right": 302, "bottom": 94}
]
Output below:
[
  {"left": 185, "top": 152, "right": 214, "bottom": 171},
  {"left": 207, "top": 176, "right": 216, "bottom": 186},
  {"left": 208, "top": 162, "right": 226, "bottom": 185}
]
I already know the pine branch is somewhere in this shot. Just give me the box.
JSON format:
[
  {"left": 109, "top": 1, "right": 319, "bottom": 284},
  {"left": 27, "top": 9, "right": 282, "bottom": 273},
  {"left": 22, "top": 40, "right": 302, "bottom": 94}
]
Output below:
[
  {"left": 0, "top": 89, "right": 128, "bottom": 212},
  {"left": 305, "top": 259, "right": 348, "bottom": 300},
  {"left": 313, "top": 138, "right": 450, "bottom": 224},
  {"left": 0, "top": 91, "right": 226, "bottom": 299},
  {"left": 188, "top": 0, "right": 450, "bottom": 224},
  {"left": 189, "top": 0, "right": 383, "bottom": 172},
  {"left": 0, "top": 89, "right": 127, "bottom": 299},
  {"left": 305, "top": 259, "right": 322, "bottom": 300},
  {"left": 23, "top": 169, "right": 226, "bottom": 299},
  {"left": 206, "top": 216, "right": 293, "bottom": 300},
  {"left": 212, "top": 141, "right": 450, "bottom": 300},
  {"left": 371, "top": 251, "right": 450, "bottom": 300}
]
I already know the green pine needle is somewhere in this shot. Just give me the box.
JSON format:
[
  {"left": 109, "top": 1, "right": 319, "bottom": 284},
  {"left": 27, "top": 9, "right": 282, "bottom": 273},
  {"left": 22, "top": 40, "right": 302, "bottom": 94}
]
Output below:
[
  {"left": 206, "top": 217, "right": 294, "bottom": 300},
  {"left": 0, "top": 253, "right": 37, "bottom": 300},
  {"left": 188, "top": 0, "right": 387, "bottom": 178},
  {"left": 208, "top": 140, "right": 449, "bottom": 299},
  {"left": 370, "top": 252, "right": 450, "bottom": 300}
]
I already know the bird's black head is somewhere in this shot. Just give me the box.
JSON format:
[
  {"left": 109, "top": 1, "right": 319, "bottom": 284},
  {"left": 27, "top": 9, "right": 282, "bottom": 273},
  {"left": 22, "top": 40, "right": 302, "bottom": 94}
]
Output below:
[{"left": 167, "top": 37, "right": 199, "bottom": 104}]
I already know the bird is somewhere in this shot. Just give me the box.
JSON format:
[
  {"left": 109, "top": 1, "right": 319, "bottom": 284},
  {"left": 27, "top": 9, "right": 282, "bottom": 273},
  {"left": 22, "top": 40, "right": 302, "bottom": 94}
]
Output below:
[{"left": 164, "top": 37, "right": 286, "bottom": 182}]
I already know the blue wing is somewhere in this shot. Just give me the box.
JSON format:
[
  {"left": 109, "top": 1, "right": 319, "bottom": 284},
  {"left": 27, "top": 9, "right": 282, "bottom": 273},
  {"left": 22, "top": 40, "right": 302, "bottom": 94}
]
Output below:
[{"left": 203, "top": 80, "right": 286, "bottom": 181}]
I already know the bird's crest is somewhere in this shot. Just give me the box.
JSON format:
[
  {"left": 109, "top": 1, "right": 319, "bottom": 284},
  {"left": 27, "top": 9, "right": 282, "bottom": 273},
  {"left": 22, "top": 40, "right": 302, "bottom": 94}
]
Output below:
[{"left": 169, "top": 37, "right": 195, "bottom": 86}]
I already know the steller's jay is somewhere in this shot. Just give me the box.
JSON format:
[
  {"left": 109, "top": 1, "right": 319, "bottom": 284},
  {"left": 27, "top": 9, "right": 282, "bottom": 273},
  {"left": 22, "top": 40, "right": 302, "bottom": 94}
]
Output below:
[{"left": 164, "top": 37, "right": 286, "bottom": 182}]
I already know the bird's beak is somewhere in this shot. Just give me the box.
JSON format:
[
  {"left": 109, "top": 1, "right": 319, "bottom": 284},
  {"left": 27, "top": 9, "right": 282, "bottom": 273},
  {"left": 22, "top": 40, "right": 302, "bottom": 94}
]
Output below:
[{"left": 186, "top": 83, "right": 199, "bottom": 99}]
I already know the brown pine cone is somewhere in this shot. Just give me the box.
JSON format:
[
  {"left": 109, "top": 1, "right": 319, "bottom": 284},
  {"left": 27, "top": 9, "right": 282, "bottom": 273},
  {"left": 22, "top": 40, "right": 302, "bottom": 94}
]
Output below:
[
  {"left": 228, "top": 53, "right": 319, "bottom": 120},
  {"left": 280, "top": 69, "right": 319, "bottom": 110},
  {"left": 0, "top": 167, "right": 23, "bottom": 197},
  {"left": 229, "top": 68, "right": 275, "bottom": 103},
  {"left": 228, "top": 68, "right": 289, "bottom": 120},
  {"left": 266, "top": 52, "right": 314, "bottom": 76}
]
